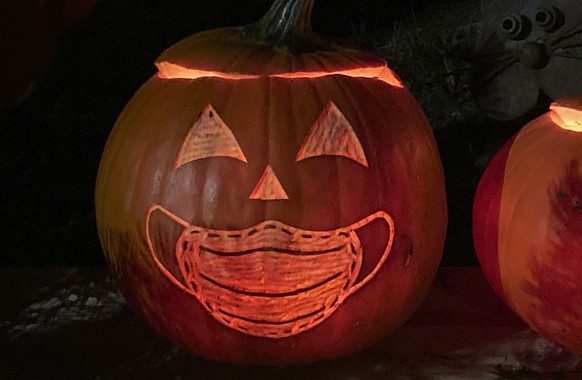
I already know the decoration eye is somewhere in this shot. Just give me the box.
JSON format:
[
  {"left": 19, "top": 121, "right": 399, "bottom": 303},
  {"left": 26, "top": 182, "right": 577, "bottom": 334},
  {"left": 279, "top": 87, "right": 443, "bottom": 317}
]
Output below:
[
  {"left": 296, "top": 101, "right": 368, "bottom": 168},
  {"left": 498, "top": 14, "right": 532, "bottom": 40},
  {"left": 533, "top": 7, "right": 565, "bottom": 33},
  {"left": 174, "top": 104, "right": 247, "bottom": 170}
]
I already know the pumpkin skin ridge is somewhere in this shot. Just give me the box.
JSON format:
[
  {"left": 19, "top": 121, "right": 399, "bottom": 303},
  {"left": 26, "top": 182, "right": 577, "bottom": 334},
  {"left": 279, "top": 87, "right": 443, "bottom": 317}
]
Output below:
[
  {"left": 473, "top": 134, "right": 516, "bottom": 304},
  {"left": 296, "top": 73, "right": 373, "bottom": 230}
]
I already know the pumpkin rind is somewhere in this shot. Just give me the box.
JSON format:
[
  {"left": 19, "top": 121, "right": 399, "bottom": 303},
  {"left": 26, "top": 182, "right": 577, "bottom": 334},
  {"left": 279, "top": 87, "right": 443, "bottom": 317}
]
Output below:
[
  {"left": 96, "top": 0, "right": 447, "bottom": 364},
  {"left": 473, "top": 97, "right": 582, "bottom": 355}
]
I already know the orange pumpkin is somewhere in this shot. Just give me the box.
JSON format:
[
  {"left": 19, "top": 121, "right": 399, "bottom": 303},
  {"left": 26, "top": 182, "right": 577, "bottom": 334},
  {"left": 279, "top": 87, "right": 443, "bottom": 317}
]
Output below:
[
  {"left": 473, "top": 97, "right": 582, "bottom": 355},
  {"left": 96, "top": 0, "right": 447, "bottom": 364}
]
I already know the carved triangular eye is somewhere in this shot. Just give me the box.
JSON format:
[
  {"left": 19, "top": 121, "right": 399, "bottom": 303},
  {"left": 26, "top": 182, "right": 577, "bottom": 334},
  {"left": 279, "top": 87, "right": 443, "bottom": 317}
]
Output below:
[
  {"left": 249, "top": 165, "right": 289, "bottom": 200},
  {"left": 296, "top": 102, "right": 368, "bottom": 168},
  {"left": 174, "top": 104, "right": 247, "bottom": 170}
]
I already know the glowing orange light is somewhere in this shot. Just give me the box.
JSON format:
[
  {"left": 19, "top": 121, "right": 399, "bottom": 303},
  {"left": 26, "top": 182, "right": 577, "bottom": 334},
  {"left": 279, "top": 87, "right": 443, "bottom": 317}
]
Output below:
[
  {"left": 156, "top": 62, "right": 404, "bottom": 88},
  {"left": 550, "top": 97, "right": 582, "bottom": 132}
]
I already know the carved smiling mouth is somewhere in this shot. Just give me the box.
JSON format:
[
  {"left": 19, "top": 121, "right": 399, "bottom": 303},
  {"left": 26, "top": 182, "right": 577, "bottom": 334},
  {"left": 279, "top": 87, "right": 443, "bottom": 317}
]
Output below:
[{"left": 146, "top": 205, "right": 394, "bottom": 338}]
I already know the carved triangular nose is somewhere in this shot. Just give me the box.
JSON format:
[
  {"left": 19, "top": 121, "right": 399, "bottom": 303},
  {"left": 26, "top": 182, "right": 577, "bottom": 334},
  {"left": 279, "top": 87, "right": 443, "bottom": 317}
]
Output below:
[{"left": 249, "top": 165, "right": 288, "bottom": 200}]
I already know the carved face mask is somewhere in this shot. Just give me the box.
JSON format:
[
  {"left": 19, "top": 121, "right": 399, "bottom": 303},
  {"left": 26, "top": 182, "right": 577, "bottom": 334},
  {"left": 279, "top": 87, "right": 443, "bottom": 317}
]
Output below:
[
  {"left": 146, "top": 101, "right": 395, "bottom": 338},
  {"left": 147, "top": 205, "right": 392, "bottom": 338}
]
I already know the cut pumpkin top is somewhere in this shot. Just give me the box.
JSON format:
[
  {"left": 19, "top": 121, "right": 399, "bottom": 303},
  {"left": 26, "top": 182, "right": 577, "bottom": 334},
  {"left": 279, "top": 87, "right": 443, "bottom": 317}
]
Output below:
[
  {"left": 155, "top": 27, "right": 387, "bottom": 77},
  {"left": 154, "top": 0, "right": 400, "bottom": 85}
]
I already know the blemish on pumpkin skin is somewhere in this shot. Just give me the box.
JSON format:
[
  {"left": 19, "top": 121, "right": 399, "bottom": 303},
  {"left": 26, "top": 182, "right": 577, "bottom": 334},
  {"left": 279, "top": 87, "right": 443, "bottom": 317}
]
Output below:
[
  {"left": 404, "top": 243, "right": 413, "bottom": 268},
  {"left": 556, "top": 191, "right": 582, "bottom": 211},
  {"left": 550, "top": 161, "right": 582, "bottom": 231}
]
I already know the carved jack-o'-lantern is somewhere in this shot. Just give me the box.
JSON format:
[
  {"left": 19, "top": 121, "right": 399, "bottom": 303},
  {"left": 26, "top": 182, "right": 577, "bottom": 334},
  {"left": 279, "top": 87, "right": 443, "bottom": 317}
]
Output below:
[
  {"left": 473, "top": 97, "right": 582, "bottom": 355},
  {"left": 96, "top": 0, "right": 447, "bottom": 364}
]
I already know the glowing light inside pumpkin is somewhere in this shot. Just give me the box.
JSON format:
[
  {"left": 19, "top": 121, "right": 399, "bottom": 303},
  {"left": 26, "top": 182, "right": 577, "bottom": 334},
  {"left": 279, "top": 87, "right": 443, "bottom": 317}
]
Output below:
[
  {"left": 156, "top": 62, "right": 403, "bottom": 88},
  {"left": 550, "top": 98, "right": 582, "bottom": 132}
]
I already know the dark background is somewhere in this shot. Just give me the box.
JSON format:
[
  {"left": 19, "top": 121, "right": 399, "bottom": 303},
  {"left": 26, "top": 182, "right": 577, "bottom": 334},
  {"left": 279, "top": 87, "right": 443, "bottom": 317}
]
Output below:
[{"left": 0, "top": 0, "right": 521, "bottom": 266}]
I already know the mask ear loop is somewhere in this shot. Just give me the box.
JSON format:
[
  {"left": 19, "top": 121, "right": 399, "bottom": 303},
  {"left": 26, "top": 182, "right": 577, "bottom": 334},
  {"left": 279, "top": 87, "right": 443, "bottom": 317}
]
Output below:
[
  {"left": 345, "top": 210, "right": 395, "bottom": 297},
  {"left": 146, "top": 204, "right": 201, "bottom": 298}
]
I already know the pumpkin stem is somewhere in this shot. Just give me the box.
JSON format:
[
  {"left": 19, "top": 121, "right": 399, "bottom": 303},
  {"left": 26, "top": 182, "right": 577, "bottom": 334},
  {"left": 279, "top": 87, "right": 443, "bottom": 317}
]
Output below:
[{"left": 243, "top": 0, "right": 325, "bottom": 52}]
